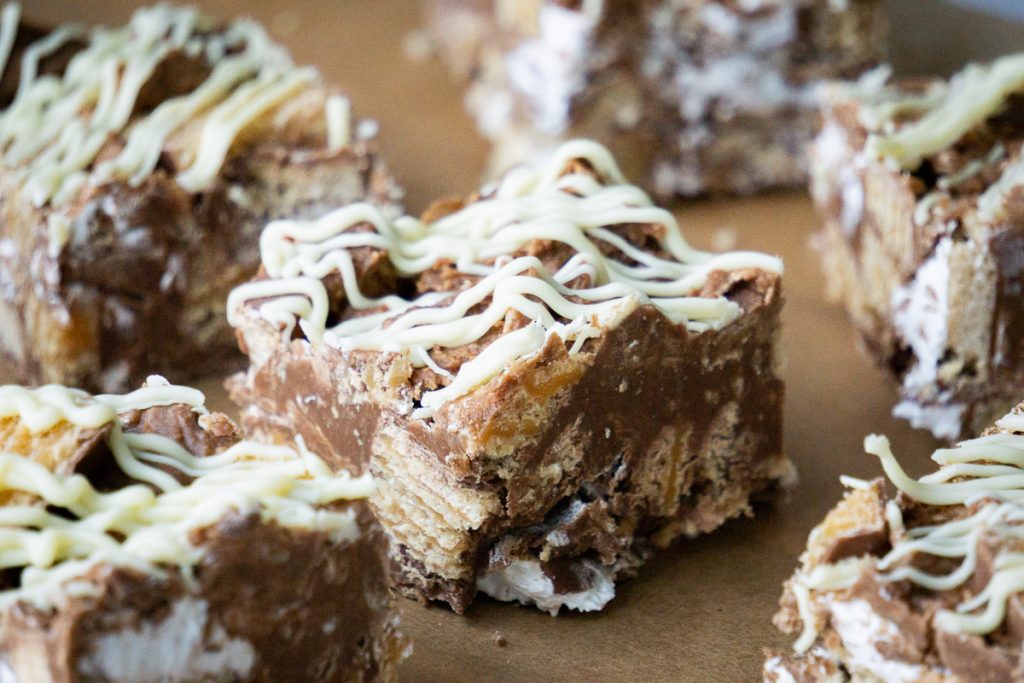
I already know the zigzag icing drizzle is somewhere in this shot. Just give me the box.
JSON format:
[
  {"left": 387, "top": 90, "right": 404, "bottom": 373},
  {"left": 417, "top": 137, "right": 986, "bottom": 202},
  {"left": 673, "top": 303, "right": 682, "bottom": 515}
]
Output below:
[
  {"left": 791, "top": 410, "right": 1024, "bottom": 653},
  {"left": 0, "top": 2, "right": 346, "bottom": 208},
  {"left": 852, "top": 55, "right": 1024, "bottom": 221},
  {"left": 0, "top": 378, "right": 373, "bottom": 608},
  {"left": 865, "top": 54, "right": 1024, "bottom": 170},
  {"left": 228, "top": 139, "right": 782, "bottom": 419}
]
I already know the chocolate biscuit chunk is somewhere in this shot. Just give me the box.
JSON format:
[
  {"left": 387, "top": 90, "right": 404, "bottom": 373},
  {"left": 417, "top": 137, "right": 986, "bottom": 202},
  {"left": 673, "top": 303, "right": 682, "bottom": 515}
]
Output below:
[
  {"left": 768, "top": 401, "right": 1024, "bottom": 681},
  {"left": 0, "top": 4, "right": 400, "bottom": 392},
  {"left": 0, "top": 378, "right": 407, "bottom": 682},
  {"left": 229, "top": 139, "right": 792, "bottom": 614},
  {"left": 423, "top": 0, "right": 885, "bottom": 197},
  {"left": 811, "top": 54, "right": 1024, "bottom": 439}
]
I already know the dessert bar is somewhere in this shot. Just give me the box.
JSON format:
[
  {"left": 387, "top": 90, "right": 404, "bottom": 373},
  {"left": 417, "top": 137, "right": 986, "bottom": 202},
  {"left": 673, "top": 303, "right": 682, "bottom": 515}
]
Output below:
[
  {"left": 0, "top": 377, "right": 405, "bottom": 682},
  {"left": 812, "top": 54, "right": 1024, "bottom": 439},
  {"left": 768, "top": 401, "right": 1024, "bottom": 682},
  {"left": 0, "top": 3, "right": 400, "bottom": 392},
  {"left": 424, "top": 0, "right": 886, "bottom": 197},
  {"left": 229, "top": 139, "right": 792, "bottom": 614}
]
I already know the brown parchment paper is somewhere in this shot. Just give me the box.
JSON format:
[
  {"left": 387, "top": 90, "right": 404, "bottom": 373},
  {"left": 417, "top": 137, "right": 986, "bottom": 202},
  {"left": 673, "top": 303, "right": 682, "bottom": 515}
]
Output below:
[{"left": 15, "top": 1, "right": 1020, "bottom": 680}]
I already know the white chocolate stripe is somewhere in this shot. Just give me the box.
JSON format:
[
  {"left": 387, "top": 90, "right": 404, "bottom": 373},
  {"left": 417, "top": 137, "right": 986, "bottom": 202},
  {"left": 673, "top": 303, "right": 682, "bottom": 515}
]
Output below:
[
  {"left": 793, "top": 414, "right": 1024, "bottom": 652},
  {"left": 16, "top": 23, "right": 83, "bottom": 101},
  {"left": 866, "top": 434, "right": 1024, "bottom": 505},
  {"left": 0, "top": 3, "right": 18, "bottom": 89},
  {"left": 103, "top": 57, "right": 261, "bottom": 186},
  {"left": 857, "top": 86, "right": 947, "bottom": 132},
  {"left": 979, "top": 147, "right": 1024, "bottom": 220},
  {"left": 326, "top": 94, "right": 351, "bottom": 152},
  {"left": 0, "top": 4, "right": 350, "bottom": 208},
  {"left": 176, "top": 66, "right": 317, "bottom": 192},
  {"left": 0, "top": 382, "right": 373, "bottom": 608},
  {"left": 230, "top": 139, "right": 782, "bottom": 418},
  {"left": 867, "top": 53, "right": 1024, "bottom": 169}
]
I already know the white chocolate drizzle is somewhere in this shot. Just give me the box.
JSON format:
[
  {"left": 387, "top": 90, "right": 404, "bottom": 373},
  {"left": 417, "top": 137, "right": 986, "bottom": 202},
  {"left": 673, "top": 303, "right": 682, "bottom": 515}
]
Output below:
[
  {"left": 0, "top": 378, "right": 373, "bottom": 608},
  {"left": 0, "top": 3, "right": 346, "bottom": 207},
  {"left": 0, "top": 3, "right": 19, "bottom": 84},
  {"left": 326, "top": 94, "right": 351, "bottom": 152},
  {"left": 228, "top": 139, "right": 782, "bottom": 419},
  {"left": 940, "top": 142, "right": 1006, "bottom": 192},
  {"left": 851, "top": 57, "right": 1024, "bottom": 227},
  {"left": 791, "top": 411, "right": 1024, "bottom": 653},
  {"left": 913, "top": 142, "right": 1009, "bottom": 226},
  {"left": 866, "top": 53, "right": 1024, "bottom": 170},
  {"left": 978, "top": 144, "right": 1024, "bottom": 220},
  {"left": 846, "top": 65, "right": 949, "bottom": 134}
]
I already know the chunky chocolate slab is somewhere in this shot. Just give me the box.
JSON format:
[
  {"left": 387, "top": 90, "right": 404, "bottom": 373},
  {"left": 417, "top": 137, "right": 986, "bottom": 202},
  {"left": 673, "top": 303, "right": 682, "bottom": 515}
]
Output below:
[
  {"left": 768, "top": 402, "right": 1024, "bottom": 682},
  {"left": 812, "top": 55, "right": 1024, "bottom": 440},
  {"left": 229, "top": 139, "right": 792, "bottom": 613},
  {"left": 423, "top": 0, "right": 885, "bottom": 197},
  {"left": 0, "top": 4, "right": 400, "bottom": 392},
  {"left": 0, "top": 379, "right": 406, "bottom": 682}
]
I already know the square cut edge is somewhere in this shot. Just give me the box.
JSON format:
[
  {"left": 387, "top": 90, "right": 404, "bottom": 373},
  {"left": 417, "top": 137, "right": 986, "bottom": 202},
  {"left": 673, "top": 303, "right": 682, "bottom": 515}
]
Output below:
[{"left": 230, "top": 263, "right": 791, "bottom": 614}]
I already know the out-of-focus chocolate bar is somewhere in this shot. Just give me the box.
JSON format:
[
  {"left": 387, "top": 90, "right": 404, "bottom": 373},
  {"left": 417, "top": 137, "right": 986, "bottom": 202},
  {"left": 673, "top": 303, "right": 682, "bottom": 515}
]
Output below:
[
  {"left": 0, "top": 4, "right": 400, "bottom": 392},
  {"left": 423, "top": 0, "right": 886, "bottom": 197},
  {"left": 812, "top": 55, "right": 1024, "bottom": 439}
]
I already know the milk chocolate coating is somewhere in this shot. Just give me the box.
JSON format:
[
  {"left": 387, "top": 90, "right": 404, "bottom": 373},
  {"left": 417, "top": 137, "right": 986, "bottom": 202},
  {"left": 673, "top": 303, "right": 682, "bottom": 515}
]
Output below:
[
  {"left": 812, "top": 77, "right": 1024, "bottom": 440},
  {"left": 1, "top": 510, "right": 399, "bottom": 683},
  {"left": 0, "top": 400, "right": 405, "bottom": 682},
  {"left": 232, "top": 262, "right": 788, "bottom": 612},
  {"left": 771, "top": 450, "right": 1024, "bottom": 681},
  {"left": 0, "top": 20, "right": 401, "bottom": 393}
]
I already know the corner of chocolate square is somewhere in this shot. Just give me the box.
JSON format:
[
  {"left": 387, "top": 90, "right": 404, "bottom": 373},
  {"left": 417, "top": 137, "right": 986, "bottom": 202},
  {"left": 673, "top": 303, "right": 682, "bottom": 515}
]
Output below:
[
  {"left": 0, "top": 378, "right": 407, "bottom": 682},
  {"left": 229, "top": 138, "right": 792, "bottom": 614},
  {"left": 770, "top": 402, "right": 1024, "bottom": 681},
  {"left": 810, "top": 54, "right": 1024, "bottom": 440},
  {"left": 0, "top": 4, "right": 402, "bottom": 393}
]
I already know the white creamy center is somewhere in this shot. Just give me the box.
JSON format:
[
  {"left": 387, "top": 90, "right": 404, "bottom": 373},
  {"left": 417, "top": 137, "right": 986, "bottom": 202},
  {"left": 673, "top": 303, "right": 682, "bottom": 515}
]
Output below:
[
  {"left": 476, "top": 558, "right": 615, "bottom": 616},
  {"left": 79, "top": 598, "right": 255, "bottom": 683}
]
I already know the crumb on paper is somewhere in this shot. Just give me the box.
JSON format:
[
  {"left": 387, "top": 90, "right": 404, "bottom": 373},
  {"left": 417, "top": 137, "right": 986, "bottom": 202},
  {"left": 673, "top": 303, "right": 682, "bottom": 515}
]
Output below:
[
  {"left": 403, "top": 30, "right": 434, "bottom": 62},
  {"left": 711, "top": 226, "right": 739, "bottom": 251},
  {"left": 492, "top": 630, "right": 508, "bottom": 647}
]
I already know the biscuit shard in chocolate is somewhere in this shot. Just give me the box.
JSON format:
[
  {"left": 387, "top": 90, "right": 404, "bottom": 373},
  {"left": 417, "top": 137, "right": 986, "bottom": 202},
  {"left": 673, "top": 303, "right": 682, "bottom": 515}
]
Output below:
[
  {"left": 768, "top": 402, "right": 1024, "bottom": 682},
  {"left": 0, "top": 378, "right": 407, "bottom": 682},
  {"left": 811, "top": 53, "right": 1024, "bottom": 440},
  {"left": 423, "top": 0, "right": 886, "bottom": 198},
  {"left": 229, "top": 139, "right": 792, "bottom": 614},
  {"left": 0, "top": 3, "right": 401, "bottom": 392}
]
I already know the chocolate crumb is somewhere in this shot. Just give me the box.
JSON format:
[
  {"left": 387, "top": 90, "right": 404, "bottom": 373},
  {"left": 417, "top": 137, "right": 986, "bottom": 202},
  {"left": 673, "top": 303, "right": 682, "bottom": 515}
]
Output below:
[{"left": 492, "top": 631, "right": 508, "bottom": 647}]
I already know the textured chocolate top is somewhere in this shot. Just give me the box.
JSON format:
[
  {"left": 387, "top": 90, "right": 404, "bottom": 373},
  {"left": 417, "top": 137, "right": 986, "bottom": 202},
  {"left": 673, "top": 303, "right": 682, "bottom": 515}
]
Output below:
[
  {"left": 0, "top": 377, "right": 374, "bottom": 609},
  {"left": 230, "top": 139, "right": 782, "bottom": 419},
  {"left": 775, "top": 402, "right": 1024, "bottom": 680},
  {"left": 0, "top": 3, "right": 352, "bottom": 209},
  {"left": 824, "top": 57, "right": 1024, "bottom": 229},
  {"left": 0, "top": 3, "right": 399, "bottom": 395}
]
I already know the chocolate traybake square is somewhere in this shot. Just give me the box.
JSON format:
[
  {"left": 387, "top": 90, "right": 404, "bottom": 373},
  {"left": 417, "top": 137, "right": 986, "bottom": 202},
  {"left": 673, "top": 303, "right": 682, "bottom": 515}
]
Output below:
[
  {"left": 228, "top": 139, "right": 792, "bottom": 614},
  {"left": 423, "top": 0, "right": 886, "bottom": 198},
  {"left": 0, "top": 3, "right": 400, "bottom": 393},
  {"left": 767, "top": 401, "right": 1024, "bottom": 682},
  {"left": 812, "top": 54, "right": 1024, "bottom": 440},
  {"left": 0, "top": 377, "right": 406, "bottom": 682}
]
